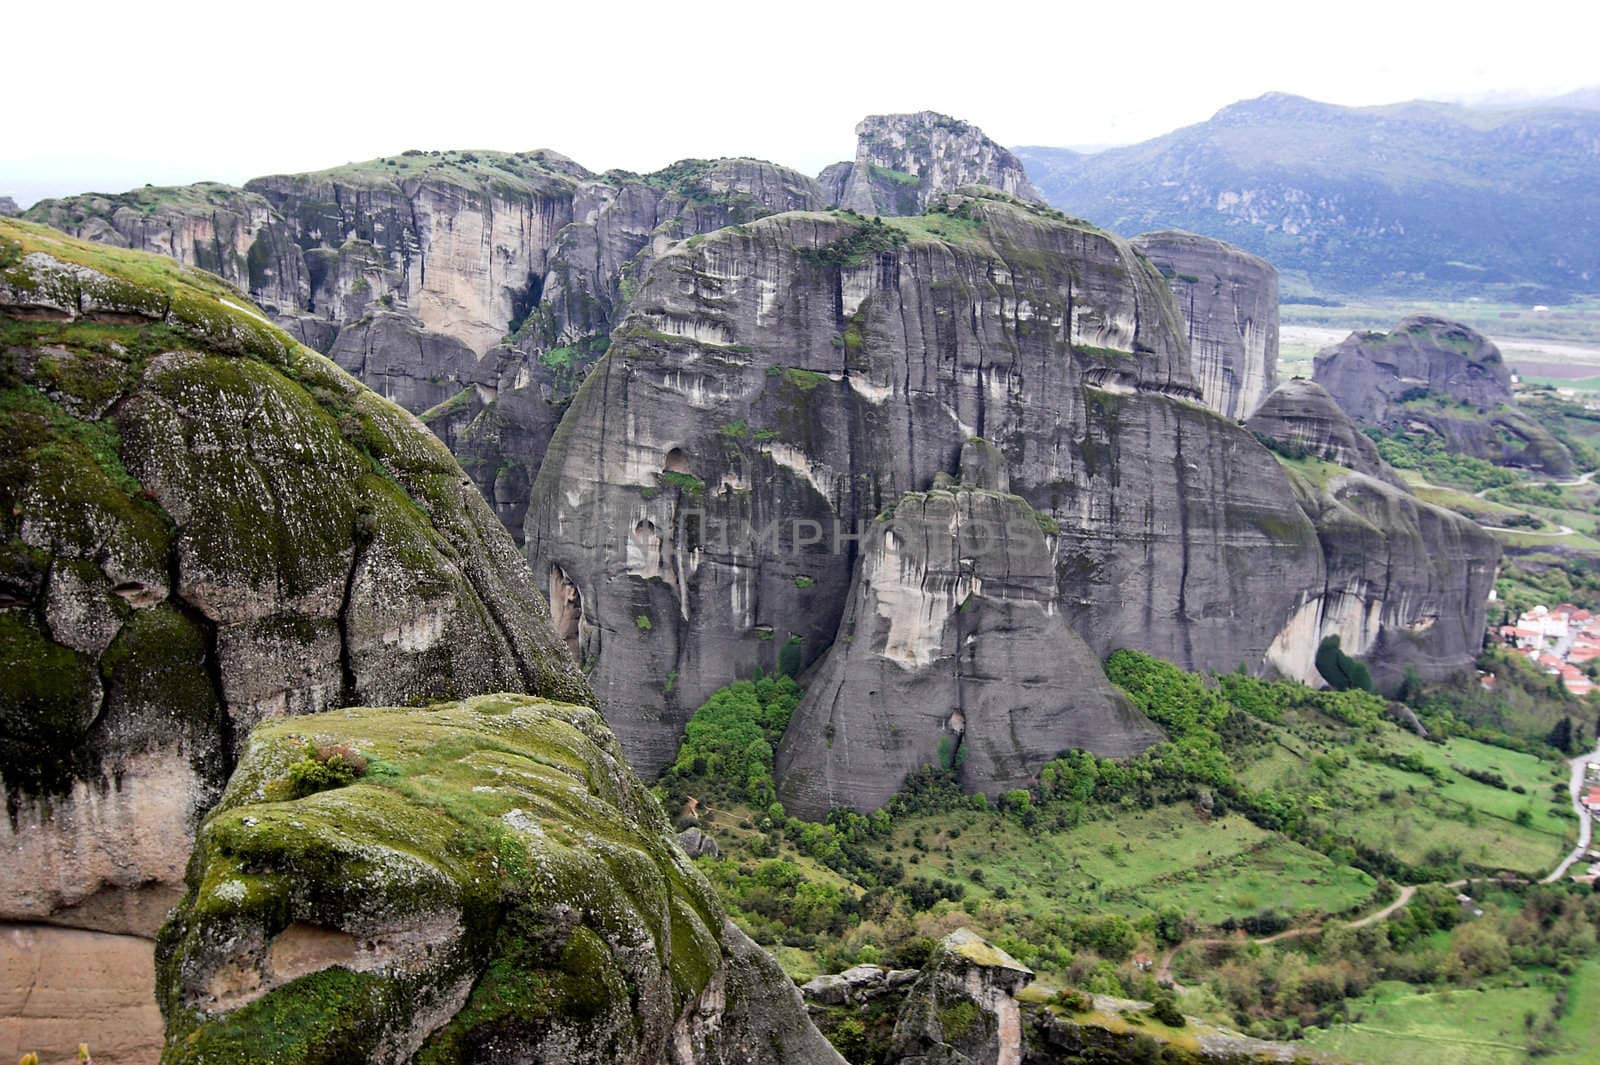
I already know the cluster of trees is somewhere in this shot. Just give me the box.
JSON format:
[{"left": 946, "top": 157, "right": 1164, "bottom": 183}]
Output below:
[
  {"left": 1367, "top": 429, "right": 1519, "bottom": 492},
  {"left": 658, "top": 675, "right": 800, "bottom": 808}
]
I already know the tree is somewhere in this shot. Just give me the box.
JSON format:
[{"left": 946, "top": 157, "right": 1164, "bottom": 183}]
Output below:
[{"left": 1550, "top": 716, "right": 1575, "bottom": 754}]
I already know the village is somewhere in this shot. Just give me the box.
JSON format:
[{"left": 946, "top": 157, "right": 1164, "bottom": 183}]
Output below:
[{"left": 1498, "top": 603, "right": 1600, "bottom": 698}]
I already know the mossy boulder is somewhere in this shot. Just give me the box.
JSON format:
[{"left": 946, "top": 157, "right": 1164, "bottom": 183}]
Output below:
[
  {"left": 0, "top": 217, "right": 588, "bottom": 942},
  {"left": 156, "top": 695, "right": 845, "bottom": 1065}
]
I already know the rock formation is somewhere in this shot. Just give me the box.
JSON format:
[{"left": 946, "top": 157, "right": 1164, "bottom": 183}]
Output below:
[
  {"left": 1248, "top": 380, "right": 1502, "bottom": 688},
  {"left": 888, "top": 929, "right": 1033, "bottom": 1065},
  {"left": 526, "top": 190, "right": 1329, "bottom": 780},
  {"left": 1245, "top": 378, "right": 1410, "bottom": 488},
  {"left": 829, "top": 112, "right": 1045, "bottom": 215},
  {"left": 832, "top": 112, "right": 1043, "bottom": 215},
  {"left": 157, "top": 694, "right": 846, "bottom": 1065},
  {"left": 0, "top": 219, "right": 586, "bottom": 1063},
  {"left": 1132, "top": 229, "right": 1277, "bottom": 419},
  {"left": 774, "top": 443, "right": 1163, "bottom": 817},
  {"left": 1313, "top": 315, "right": 1572, "bottom": 475},
  {"left": 0, "top": 196, "right": 20, "bottom": 217}
]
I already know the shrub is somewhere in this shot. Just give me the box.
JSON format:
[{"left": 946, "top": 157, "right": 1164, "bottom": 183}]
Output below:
[
  {"left": 285, "top": 744, "right": 366, "bottom": 798},
  {"left": 1315, "top": 635, "right": 1374, "bottom": 693}
]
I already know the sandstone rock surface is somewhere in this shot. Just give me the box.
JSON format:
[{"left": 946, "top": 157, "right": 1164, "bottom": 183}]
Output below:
[
  {"left": 157, "top": 695, "right": 845, "bottom": 1065},
  {"left": 1132, "top": 229, "right": 1277, "bottom": 419},
  {"left": 1, "top": 924, "right": 163, "bottom": 1065}
]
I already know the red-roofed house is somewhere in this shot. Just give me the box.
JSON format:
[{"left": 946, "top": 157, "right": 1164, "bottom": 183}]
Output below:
[{"left": 1561, "top": 665, "right": 1595, "bottom": 697}]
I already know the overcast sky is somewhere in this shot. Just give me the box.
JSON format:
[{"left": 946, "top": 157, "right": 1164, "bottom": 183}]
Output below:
[{"left": 5, "top": 0, "right": 1597, "bottom": 205}]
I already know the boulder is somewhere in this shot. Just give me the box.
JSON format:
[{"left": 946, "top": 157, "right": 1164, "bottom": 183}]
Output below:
[
  {"left": 1246, "top": 379, "right": 1410, "bottom": 488},
  {"left": 156, "top": 695, "right": 846, "bottom": 1065},
  {"left": 677, "top": 826, "right": 720, "bottom": 859},
  {"left": 1132, "top": 229, "right": 1278, "bottom": 419}
]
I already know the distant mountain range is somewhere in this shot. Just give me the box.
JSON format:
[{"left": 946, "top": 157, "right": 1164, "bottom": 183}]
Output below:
[{"left": 1015, "top": 91, "right": 1600, "bottom": 299}]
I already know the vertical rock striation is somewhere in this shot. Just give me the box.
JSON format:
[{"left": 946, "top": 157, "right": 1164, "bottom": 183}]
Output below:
[
  {"left": 1132, "top": 229, "right": 1278, "bottom": 419},
  {"left": 526, "top": 192, "right": 1326, "bottom": 780},
  {"left": 774, "top": 446, "right": 1163, "bottom": 818},
  {"left": 1248, "top": 380, "right": 1502, "bottom": 688}
]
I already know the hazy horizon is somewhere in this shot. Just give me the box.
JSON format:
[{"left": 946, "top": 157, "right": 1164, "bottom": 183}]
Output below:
[{"left": 6, "top": 0, "right": 1598, "bottom": 206}]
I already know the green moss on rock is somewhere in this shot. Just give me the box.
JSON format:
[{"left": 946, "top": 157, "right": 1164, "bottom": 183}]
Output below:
[{"left": 159, "top": 696, "right": 732, "bottom": 1064}]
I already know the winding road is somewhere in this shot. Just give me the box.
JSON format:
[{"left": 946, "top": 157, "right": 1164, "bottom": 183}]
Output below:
[
  {"left": 1464, "top": 468, "right": 1597, "bottom": 537},
  {"left": 1158, "top": 739, "right": 1600, "bottom": 991},
  {"left": 1543, "top": 740, "right": 1600, "bottom": 883}
]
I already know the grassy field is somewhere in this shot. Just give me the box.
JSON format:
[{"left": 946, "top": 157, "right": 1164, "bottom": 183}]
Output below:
[
  {"left": 884, "top": 804, "right": 1379, "bottom": 926},
  {"left": 1236, "top": 709, "right": 1574, "bottom": 877},
  {"left": 1302, "top": 979, "right": 1560, "bottom": 1065}
]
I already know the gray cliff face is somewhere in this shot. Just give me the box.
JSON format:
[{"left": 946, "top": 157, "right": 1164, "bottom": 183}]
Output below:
[
  {"left": 1132, "top": 229, "right": 1278, "bottom": 419},
  {"left": 245, "top": 152, "right": 584, "bottom": 355},
  {"left": 430, "top": 158, "right": 829, "bottom": 542},
  {"left": 1245, "top": 378, "right": 1409, "bottom": 488},
  {"left": 0, "top": 196, "right": 20, "bottom": 217},
  {"left": 29, "top": 156, "right": 826, "bottom": 547},
  {"left": 0, "top": 220, "right": 589, "bottom": 1053},
  {"left": 526, "top": 193, "right": 1327, "bottom": 779},
  {"left": 1312, "top": 315, "right": 1573, "bottom": 475},
  {"left": 1248, "top": 381, "right": 1502, "bottom": 689},
  {"left": 774, "top": 464, "right": 1164, "bottom": 817},
  {"left": 833, "top": 112, "right": 1046, "bottom": 215}
]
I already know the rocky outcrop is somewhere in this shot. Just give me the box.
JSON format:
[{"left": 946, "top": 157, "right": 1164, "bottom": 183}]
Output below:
[
  {"left": 1132, "top": 230, "right": 1277, "bottom": 419},
  {"left": 1248, "top": 380, "right": 1502, "bottom": 689},
  {"left": 527, "top": 191, "right": 1328, "bottom": 778},
  {"left": 156, "top": 695, "right": 846, "bottom": 1065},
  {"left": 1245, "top": 379, "right": 1409, "bottom": 488},
  {"left": 832, "top": 113, "right": 1045, "bottom": 215},
  {"left": 889, "top": 929, "right": 1033, "bottom": 1065},
  {"left": 0, "top": 196, "right": 20, "bottom": 217},
  {"left": 23, "top": 183, "right": 310, "bottom": 312},
  {"left": 1313, "top": 315, "right": 1572, "bottom": 475},
  {"left": 0, "top": 219, "right": 588, "bottom": 1061},
  {"left": 775, "top": 447, "right": 1163, "bottom": 817}
]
